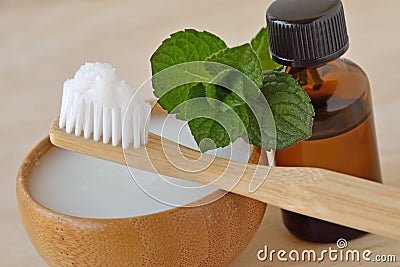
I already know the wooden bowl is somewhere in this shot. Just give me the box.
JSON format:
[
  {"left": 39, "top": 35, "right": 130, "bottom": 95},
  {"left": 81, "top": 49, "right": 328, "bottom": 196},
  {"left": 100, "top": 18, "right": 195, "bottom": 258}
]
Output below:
[{"left": 17, "top": 137, "right": 267, "bottom": 267}]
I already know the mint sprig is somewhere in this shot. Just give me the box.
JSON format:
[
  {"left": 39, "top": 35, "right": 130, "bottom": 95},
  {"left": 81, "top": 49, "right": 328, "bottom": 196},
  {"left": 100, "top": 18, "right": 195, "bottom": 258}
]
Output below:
[{"left": 150, "top": 28, "right": 314, "bottom": 152}]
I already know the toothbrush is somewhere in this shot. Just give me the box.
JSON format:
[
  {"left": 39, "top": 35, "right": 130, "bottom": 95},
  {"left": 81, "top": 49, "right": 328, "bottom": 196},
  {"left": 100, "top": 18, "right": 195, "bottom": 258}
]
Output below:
[
  {"left": 50, "top": 117, "right": 400, "bottom": 240},
  {"left": 50, "top": 63, "right": 400, "bottom": 241}
]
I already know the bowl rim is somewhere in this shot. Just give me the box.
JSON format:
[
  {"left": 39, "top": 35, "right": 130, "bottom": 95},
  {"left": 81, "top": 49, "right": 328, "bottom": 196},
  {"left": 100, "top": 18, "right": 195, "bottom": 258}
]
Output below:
[{"left": 17, "top": 136, "right": 263, "bottom": 223}]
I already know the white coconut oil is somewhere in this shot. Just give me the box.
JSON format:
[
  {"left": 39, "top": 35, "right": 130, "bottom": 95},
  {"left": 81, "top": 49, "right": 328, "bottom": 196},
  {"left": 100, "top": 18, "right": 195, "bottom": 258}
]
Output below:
[{"left": 30, "top": 114, "right": 250, "bottom": 219}]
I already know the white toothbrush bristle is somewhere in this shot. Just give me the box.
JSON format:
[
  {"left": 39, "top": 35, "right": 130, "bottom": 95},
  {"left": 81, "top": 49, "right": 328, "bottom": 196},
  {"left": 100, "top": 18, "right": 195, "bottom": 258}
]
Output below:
[
  {"left": 111, "top": 108, "right": 120, "bottom": 147},
  {"left": 122, "top": 110, "right": 132, "bottom": 150},
  {"left": 102, "top": 106, "right": 111, "bottom": 144},
  {"left": 83, "top": 100, "right": 93, "bottom": 139},
  {"left": 74, "top": 95, "right": 84, "bottom": 137},
  {"left": 93, "top": 102, "right": 102, "bottom": 142},
  {"left": 59, "top": 62, "right": 151, "bottom": 150}
]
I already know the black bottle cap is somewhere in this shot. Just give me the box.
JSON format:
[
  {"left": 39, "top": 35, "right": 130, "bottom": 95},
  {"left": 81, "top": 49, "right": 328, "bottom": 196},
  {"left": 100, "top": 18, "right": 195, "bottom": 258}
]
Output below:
[{"left": 266, "top": 0, "right": 349, "bottom": 67}]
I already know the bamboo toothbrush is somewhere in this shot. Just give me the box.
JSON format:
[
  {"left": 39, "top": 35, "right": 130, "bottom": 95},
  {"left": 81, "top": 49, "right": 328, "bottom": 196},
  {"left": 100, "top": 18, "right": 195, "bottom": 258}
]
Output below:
[{"left": 50, "top": 63, "right": 400, "bottom": 241}]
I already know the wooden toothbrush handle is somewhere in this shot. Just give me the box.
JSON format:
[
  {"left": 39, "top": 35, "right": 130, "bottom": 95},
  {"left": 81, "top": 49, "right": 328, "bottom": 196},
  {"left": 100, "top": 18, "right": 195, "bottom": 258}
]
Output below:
[
  {"left": 250, "top": 167, "right": 400, "bottom": 240},
  {"left": 50, "top": 118, "right": 400, "bottom": 240}
]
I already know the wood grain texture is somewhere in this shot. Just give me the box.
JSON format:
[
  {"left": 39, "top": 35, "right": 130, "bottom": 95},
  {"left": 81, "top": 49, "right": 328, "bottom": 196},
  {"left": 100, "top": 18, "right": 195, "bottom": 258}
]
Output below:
[
  {"left": 50, "top": 118, "right": 400, "bottom": 241},
  {"left": 16, "top": 137, "right": 267, "bottom": 267}
]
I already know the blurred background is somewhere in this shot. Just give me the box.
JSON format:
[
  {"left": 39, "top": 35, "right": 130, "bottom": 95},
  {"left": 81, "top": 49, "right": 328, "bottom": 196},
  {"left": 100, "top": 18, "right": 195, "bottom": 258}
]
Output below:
[{"left": 1, "top": 0, "right": 399, "bottom": 266}]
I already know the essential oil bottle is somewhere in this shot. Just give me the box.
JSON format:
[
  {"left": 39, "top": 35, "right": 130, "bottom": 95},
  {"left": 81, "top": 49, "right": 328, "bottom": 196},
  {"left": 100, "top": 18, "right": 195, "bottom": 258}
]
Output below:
[{"left": 266, "top": 0, "right": 382, "bottom": 243}]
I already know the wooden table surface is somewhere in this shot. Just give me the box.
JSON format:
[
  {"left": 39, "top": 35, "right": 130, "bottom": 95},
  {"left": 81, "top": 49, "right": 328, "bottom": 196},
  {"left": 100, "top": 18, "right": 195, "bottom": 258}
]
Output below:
[{"left": 1, "top": 0, "right": 399, "bottom": 266}]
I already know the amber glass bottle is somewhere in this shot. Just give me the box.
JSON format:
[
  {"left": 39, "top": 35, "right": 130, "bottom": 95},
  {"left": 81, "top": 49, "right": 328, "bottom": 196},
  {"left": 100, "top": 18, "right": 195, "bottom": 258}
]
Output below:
[{"left": 267, "top": 0, "right": 382, "bottom": 243}]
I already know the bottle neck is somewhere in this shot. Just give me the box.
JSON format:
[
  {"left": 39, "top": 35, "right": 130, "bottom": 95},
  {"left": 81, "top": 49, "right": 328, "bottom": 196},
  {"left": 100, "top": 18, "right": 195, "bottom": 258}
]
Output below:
[
  {"left": 285, "top": 66, "right": 323, "bottom": 91},
  {"left": 284, "top": 58, "right": 342, "bottom": 91}
]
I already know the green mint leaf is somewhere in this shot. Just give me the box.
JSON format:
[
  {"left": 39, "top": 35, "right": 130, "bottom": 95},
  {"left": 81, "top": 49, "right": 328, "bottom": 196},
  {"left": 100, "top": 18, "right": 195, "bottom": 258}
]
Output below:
[
  {"left": 150, "top": 29, "right": 227, "bottom": 112},
  {"left": 205, "top": 45, "right": 259, "bottom": 149},
  {"left": 178, "top": 97, "right": 245, "bottom": 152},
  {"left": 203, "top": 44, "right": 262, "bottom": 132},
  {"left": 189, "top": 118, "right": 229, "bottom": 152},
  {"left": 251, "top": 28, "right": 282, "bottom": 71},
  {"left": 207, "top": 44, "right": 263, "bottom": 89},
  {"left": 205, "top": 44, "right": 279, "bottom": 150},
  {"left": 151, "top": 29, "right": 227, "bottom": 74},
  {"left": 242, "top": 96, "right": 277, "bottom": 151},
  {"left": 261, "top": 71, "right": 314, "bottom": 150}
]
